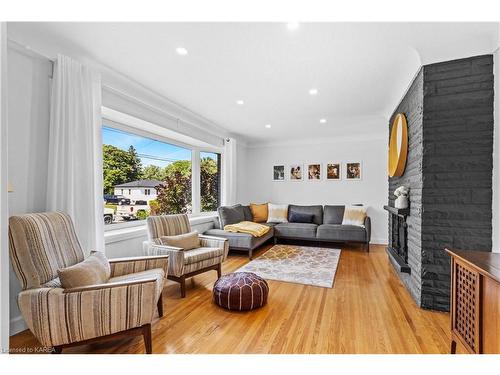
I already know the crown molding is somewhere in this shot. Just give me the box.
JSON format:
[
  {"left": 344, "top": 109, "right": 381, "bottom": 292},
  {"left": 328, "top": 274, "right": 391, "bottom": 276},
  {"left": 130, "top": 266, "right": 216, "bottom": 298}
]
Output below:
[{"left": 246, "top": 132, "right": 387, "bottom": 149}]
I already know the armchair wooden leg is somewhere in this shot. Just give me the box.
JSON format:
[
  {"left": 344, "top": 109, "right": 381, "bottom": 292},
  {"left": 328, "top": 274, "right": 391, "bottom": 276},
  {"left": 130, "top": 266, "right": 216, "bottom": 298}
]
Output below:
[
  {"left": 157, "top": 293, "right": 164, "bottom": 317},
  {"left": 217, "top": 263, "right": 222, "bottom": 278},
  {"left": 366, "top": 242, "right": 370, "bottom": 252},
  {"left": 249, "top": 249, "right": 253, "bottom": 260},
  {"left": 180, "top": 276, "right": 186, "bottom": 298},
  {"left": 142, "top": 324, "right": 152, "bottom": 354}
]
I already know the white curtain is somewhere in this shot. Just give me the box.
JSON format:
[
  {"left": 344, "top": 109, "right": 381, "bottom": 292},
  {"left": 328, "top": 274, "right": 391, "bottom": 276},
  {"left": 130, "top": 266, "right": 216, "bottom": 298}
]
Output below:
[
  {"left": 222, "top": 137, "right": 237, "bottom": 206},
  {"left": 47, "top": 54, "right": 104, "bottom": 253}
]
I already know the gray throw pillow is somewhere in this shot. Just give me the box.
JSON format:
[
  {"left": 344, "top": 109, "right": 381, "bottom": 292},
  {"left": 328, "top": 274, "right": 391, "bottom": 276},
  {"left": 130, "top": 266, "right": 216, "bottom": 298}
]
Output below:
[
  {"left": 218, "top": 204, "right": 245, "bottom": 228},
  {"left": 242, "top": 205, "right": 253, "bottom": 221}
]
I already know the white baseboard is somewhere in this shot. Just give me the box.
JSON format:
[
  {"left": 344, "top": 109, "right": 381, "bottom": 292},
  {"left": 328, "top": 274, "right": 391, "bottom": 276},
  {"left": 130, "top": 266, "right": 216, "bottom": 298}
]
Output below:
[
  {"left": 370, "top": 240, "right": 388, "bottom": 245},
  {"left": 10, "top": 315, "right": 27, "bottom": 336}
]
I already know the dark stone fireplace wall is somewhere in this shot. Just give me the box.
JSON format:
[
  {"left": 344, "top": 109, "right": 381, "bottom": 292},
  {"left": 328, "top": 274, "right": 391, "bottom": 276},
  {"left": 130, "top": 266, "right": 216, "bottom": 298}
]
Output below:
[{"left": 388, "top": 55, "right": 494, "bottom": 311}]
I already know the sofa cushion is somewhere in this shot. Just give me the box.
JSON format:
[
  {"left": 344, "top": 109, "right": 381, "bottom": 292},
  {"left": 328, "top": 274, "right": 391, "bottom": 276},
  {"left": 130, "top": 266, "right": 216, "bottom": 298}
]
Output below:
[
  {"left": 267, "top": 203, "right": 288, "bottom": 223},
  {"left": 287, "top": 205, "right": 323, "bottom": 225},
  {"left": 250, "top": 203, "right": 268, "bottom": 223},
  {"left": 323, "top": 205, "right": 345, "bottom": 224},
  {"left": 204, "top": 228, "right": 274, "bottom": 250},
  {"left": 242, "top": 205, "right": 253, "bottom": 221},
  {"left": 289, "top": 211, "right": 314, "bottom": 223},
  {"left": 218, "top": 204, "right": 245, "bottom": 228},
  {"left": 274, "top": 222, "right": 318, "bottom": 238},
  {"left": 342, "top": 206, "right": 367, "bottom": 227},
  {"left": 317, "top": 224, "right": 366, "bottom": 242}
]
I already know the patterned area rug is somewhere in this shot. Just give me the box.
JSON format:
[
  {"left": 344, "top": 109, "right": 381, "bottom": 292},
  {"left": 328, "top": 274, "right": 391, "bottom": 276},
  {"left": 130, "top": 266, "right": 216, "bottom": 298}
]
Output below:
[{"left": 236, "top": 245, "right": 341, "bottom": 288}]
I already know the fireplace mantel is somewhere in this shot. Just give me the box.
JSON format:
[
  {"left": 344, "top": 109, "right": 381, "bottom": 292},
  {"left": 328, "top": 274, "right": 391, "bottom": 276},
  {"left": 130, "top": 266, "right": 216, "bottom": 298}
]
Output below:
[{"left": 383, "top": 205, "right": 409, "bottom": 217}]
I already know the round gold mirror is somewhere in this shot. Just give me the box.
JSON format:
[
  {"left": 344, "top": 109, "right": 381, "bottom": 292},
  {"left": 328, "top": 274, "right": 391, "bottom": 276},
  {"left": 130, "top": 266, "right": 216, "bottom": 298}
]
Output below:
[{"left": 388, "top": 113, "right": 408, "bottom": 177}]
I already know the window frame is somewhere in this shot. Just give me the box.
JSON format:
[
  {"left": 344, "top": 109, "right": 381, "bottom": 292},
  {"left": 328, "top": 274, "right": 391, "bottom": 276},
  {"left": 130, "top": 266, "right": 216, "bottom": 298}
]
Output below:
[{"left": 102, "top": 115, "right": 224, "bottom": 232}]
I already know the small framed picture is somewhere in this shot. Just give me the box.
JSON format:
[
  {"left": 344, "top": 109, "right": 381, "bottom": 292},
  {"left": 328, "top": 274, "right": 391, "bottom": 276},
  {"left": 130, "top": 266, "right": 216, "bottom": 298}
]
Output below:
[
  {"left": 346, "top": 162, "right": 362, "bottom": 180},
  {"left": 273, "top": 165, "right": 285, "bottom": 181},
  {"left": 289, "top": 164, "right": 303, "bottom": 181},
  {"left": 326, "top": 163, "right": 341, "bottom": 180},
  {"left": 307, "top": 163, "right": 322, "bottom": 181}
]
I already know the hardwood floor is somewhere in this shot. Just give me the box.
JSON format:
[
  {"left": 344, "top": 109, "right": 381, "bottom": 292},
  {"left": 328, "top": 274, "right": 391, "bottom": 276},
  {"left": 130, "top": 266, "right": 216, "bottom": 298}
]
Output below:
[{"left": 9, "top": 244, "right": 453, "bottom": 354}]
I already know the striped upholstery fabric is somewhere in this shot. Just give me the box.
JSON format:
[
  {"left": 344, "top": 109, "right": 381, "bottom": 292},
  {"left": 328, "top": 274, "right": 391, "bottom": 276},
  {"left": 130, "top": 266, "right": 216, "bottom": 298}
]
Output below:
[
  {"left": 108, "top": 268, "right": 166, "bottom": 301},
  {"left": 9, "top": 211, "right": 168, "bottom": 348},
  {"left": 184, "top": 247, "right": 225, "bottom": 265},
  {"left": 9, "top": 212, "right": 84, "bottom": 290},
  {"left": 184, "top": 255, "right": 224, "bottom": 275},
  {"left": 146, "top": 215, "right": 228, "bottom": 278},
  {"left": 110, "top": 256, "right": 169, "bottom": 278},
  {"left": 147, "top": 214, "right": 191, "bottom": 242},
  {"left": 18, "top": 281, "right": 158, "bottom": 347}
]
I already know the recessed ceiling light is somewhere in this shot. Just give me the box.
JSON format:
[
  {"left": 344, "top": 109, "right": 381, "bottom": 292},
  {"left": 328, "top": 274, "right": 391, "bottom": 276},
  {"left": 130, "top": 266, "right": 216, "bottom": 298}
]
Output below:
[
  {"left": 319, "top": 118, "right": 327, "bottom": 124},
  {"left": 287, "top": 22, "right": 300, "bottom": 30},
  {"left": 176, "top": 47, "right": 188, "bottom": 56},
  {"left": 236, "top": 100, "right": 244, "bottom": 105},
  {"left": 309, "top": 88, "right": 318, "bottom": 95},
  {"left": 265, "top": 124, "right": 272, "bottom": 129}
]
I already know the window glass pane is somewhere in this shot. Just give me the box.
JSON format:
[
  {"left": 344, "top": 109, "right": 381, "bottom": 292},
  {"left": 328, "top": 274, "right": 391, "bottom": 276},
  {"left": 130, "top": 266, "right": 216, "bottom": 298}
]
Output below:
[
  {"left": 102, "top": 125, "right": 192, "bottom": 225},
  {"left": 200, "top": 151, "right": 221, "bottom": 212}
]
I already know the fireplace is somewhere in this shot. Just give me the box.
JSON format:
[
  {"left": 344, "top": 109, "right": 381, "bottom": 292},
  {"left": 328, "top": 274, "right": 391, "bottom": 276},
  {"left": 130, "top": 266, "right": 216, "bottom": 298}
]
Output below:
[
  {"left": 384, "top": 205, "right": 410, "bottom": 274},
  {"left": 387, "top": 55, "right": 494, "bottom": 311}
]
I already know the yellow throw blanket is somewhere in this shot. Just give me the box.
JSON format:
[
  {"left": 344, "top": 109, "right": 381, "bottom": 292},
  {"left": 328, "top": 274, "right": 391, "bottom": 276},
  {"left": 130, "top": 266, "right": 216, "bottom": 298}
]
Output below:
[{"left": 224, "top": 221, "right": 270, "bottom": 237}]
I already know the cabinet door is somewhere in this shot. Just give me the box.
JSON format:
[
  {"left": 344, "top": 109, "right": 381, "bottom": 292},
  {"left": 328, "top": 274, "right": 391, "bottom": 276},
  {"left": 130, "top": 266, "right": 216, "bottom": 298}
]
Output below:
[{"left": 451, "top": 258, "right": 481, "bottom": 353}]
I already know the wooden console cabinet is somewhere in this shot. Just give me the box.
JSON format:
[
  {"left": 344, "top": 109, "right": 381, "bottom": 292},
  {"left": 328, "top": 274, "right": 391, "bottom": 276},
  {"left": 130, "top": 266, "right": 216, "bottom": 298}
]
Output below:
[{"left": 446, "top": 249, "right": 500, "bottom": 354}]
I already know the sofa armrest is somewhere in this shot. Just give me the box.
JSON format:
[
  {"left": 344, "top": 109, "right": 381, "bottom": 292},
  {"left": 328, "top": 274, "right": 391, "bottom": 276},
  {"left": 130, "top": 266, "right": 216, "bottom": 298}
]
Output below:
[
  {"left": 109, "top": 254, "right": 169, "bottom": 278},
  {"left": 364, "top": 216, "right": 371, "bottom": 243}
]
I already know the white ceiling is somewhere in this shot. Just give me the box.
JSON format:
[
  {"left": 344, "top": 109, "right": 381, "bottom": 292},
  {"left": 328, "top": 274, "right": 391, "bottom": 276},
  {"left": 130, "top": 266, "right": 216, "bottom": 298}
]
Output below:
[{"left": 7, "top": 22, "right": 500, "bottom": 144}]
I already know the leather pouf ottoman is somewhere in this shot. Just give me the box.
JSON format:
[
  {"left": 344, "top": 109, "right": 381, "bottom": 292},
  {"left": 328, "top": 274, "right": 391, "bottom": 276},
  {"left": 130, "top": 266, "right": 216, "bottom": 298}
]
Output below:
[{"left": 213, "top": 272, "right": 269, "bottom": 311}]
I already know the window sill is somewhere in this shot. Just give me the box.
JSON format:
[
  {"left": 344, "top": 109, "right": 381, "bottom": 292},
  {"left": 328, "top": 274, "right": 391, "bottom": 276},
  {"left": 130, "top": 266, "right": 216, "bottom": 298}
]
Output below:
[{"left": 104, "top": 214, "right": 218, "bottom": 245}]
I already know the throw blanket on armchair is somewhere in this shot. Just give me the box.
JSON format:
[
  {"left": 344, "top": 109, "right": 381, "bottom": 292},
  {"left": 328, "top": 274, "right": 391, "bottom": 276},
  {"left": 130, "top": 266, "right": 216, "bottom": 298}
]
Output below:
[{"left": 224, "top": 221, "right": 270, "bottom": 237}]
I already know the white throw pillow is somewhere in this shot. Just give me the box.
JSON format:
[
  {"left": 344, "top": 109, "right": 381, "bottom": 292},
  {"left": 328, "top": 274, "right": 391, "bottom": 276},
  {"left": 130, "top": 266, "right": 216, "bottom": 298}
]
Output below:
[
  {"left": 342, "top": 206, "right": 367, "bottom": 227},
  {"left": 267, "top": 204, "right": 289, "bottom": 223}
]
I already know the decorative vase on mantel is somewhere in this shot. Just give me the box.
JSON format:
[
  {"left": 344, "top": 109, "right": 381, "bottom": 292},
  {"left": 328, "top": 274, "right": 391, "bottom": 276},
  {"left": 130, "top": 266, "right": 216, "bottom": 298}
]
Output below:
[
  {"left": 395, "top": 195, "right": 408, "bottom": 209},
  {"left": 393, "top": 185, "right": 409, "bottom": 209}
]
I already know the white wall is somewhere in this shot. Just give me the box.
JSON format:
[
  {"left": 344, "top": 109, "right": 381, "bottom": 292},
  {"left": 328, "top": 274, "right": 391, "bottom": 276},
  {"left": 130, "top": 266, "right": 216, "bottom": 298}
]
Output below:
[
  {"left": 0, "top": 22, "right": 10, "bottom": 352},
  {"left": 240, "top": 134, "right": 389, "bottom": 244},
  {"left": 6, "top": 43, "right": 52, "bottom": 335},
  {"left": 493, "top": 46, "right": 500, "bottom": 253}
]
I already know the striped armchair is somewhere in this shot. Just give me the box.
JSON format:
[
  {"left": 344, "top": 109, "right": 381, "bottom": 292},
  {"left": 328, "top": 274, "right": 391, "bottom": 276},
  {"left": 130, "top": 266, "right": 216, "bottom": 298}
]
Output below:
[
  {"left": 146, "top": 214, "right": 228, "bottom": 297},
  {"left": 9, "top": 212, "right": 168, "bottom": 354}
]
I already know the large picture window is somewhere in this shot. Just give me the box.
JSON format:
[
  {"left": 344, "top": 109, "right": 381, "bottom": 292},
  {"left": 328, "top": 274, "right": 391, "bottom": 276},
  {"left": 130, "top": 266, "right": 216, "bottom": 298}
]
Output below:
[
  {"left": 102, "top": 126, "right": 192, "bottom": 225},
  {"left": 102, "top": 122, "right": 223, "bottom": 227}
]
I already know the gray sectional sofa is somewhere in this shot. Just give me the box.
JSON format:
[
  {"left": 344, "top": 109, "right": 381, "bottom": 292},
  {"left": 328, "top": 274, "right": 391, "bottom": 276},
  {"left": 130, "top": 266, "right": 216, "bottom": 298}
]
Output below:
[{"left": 204, "top": 204, "right": 371, "bottom": 259}]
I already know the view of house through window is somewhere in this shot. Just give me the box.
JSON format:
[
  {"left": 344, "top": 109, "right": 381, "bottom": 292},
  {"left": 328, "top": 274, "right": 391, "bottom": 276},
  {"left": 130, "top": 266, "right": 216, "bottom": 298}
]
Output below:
[{"left": 102, "top": 125, "right": 193, "bottom": 225}]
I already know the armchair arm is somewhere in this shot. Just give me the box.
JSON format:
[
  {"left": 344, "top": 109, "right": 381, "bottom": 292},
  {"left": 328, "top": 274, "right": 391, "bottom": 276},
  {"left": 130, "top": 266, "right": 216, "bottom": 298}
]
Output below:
[
  {"left": 199, "top": 234, "right": 229, "bottom": 260},
  {"left": 109, "top": 254, "right": 169, "bottom": 278},
  {"left": 149, "top": 244, "right": 185, "bottom": 277},
  {"left": 364, "top": 216, "right": 371, "bottom": 243},
  {"left": 18, "top": 279, "right": 160, "bottom": 347},
  {"left": 63, "top": 277, "right": 158, "bottom": 293}
]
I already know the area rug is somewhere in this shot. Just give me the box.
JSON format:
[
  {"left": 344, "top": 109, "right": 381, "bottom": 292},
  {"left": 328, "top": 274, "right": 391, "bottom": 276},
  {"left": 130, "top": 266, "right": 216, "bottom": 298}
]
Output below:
[{"left": 236, "top": 244, "right": 341, "bottom": 288}]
